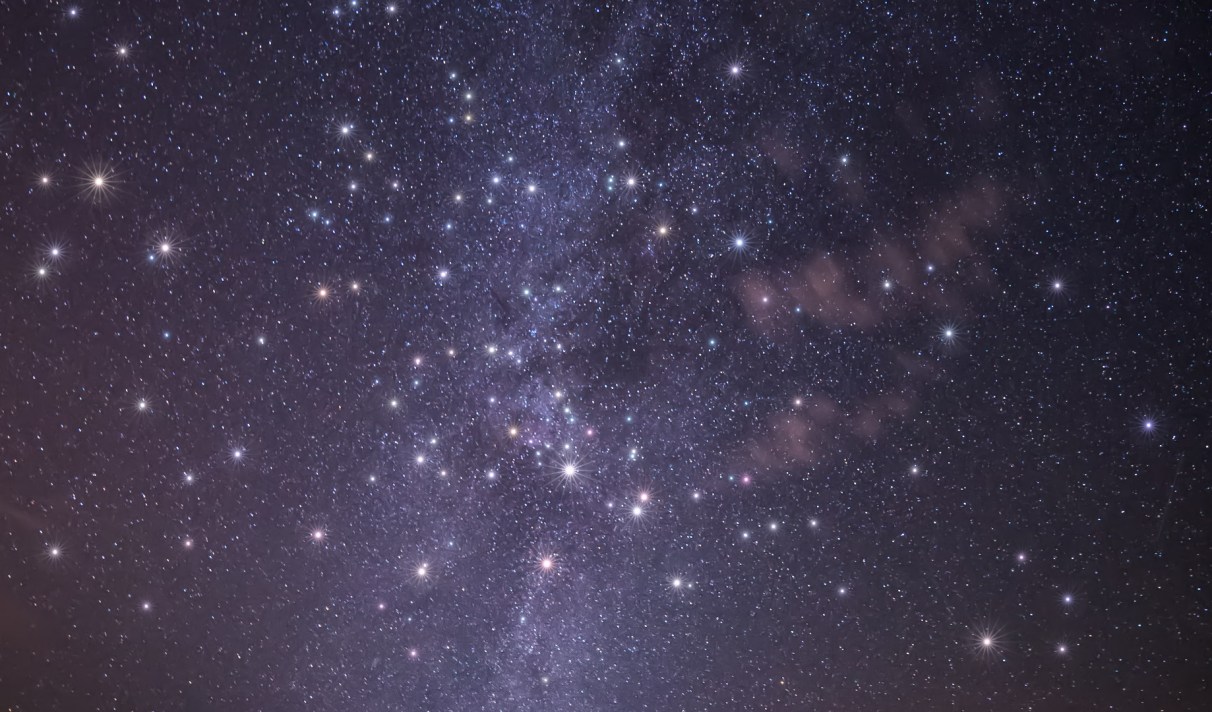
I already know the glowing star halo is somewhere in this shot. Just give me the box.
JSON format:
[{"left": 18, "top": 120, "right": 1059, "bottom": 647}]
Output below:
[
  {"left": 148, "top": 232, "right": 184, "bottom": 266},
  {"left": 971, "top": 624, "right": 1007, "bottom": 660},
  {"left": 550, "top": 453, "right": 591, "bottom": 489},
  {"left": 78, "top": 162, "right": 120, "bottom": 202}
]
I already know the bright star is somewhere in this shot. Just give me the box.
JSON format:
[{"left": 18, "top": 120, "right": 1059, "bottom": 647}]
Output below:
[
  {"left": 972, "top": 625, "right": 1006, "bottom": 658},
  {"left": 80, "top": 163, "right": 118, "bottom": 201}
]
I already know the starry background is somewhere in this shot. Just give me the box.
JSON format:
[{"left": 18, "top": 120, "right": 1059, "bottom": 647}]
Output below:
[{"left": 0, "top": 1, "right": 1208, "bottom": 710}]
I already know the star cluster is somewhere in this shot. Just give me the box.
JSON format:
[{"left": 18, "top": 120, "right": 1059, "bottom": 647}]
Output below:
[{"left": 0, "top": 2, "right": 1207, "bottom": 710}]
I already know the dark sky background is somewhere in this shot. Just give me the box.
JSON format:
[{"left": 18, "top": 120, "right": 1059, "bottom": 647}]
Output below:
[{"left": 0, "top": 1, "right": 1208, "bottom": 710}]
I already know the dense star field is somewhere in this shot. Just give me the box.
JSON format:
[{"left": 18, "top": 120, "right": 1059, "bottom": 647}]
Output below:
[{"left": 1, "top": 1, "right": 1207, "bottom": 709}]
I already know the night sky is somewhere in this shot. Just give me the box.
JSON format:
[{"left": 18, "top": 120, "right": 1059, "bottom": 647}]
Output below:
[{"left": 1, "top": 1, "right": 1208, "bottom": 709}]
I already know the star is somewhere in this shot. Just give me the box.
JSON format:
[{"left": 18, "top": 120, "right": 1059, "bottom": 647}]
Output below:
[
  {"left": 80, "top": 163, "right": 118, "bottom": 201},
  {"left": 972, "top": 626, "right": 1006, "bottom": 658}
]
